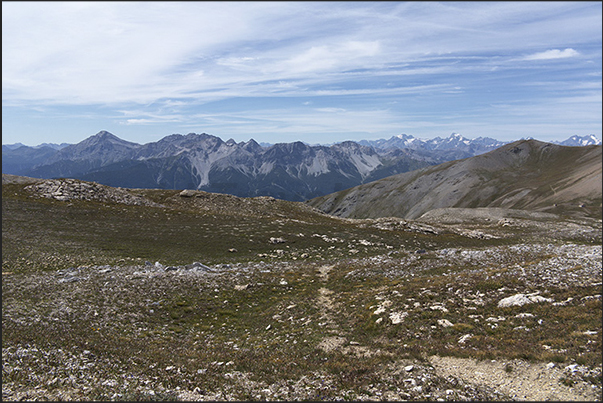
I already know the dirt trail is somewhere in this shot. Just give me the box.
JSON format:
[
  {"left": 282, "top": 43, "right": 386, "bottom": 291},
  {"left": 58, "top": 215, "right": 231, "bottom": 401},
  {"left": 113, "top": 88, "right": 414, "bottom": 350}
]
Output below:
[
  {"left": 314, "top": 265, "right": 379, "bottom": 357},
  {"left": 315, "top": 265, "right": 346, "bottom": 352},
  {"left": 430, "top": 355, "right": 600, "bottom": 401}
]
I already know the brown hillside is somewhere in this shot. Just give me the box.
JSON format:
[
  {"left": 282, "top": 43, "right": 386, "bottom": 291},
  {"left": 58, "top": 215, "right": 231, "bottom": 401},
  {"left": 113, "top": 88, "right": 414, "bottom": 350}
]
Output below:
[{"left": 306, "top": 140, "right": 602, "bottom": 219}]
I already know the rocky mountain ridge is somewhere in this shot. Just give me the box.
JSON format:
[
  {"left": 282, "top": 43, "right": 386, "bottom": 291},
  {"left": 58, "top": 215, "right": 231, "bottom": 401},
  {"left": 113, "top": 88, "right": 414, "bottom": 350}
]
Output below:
[
  {"left": 3, "top": 132, "right": 437, "bottom": 201},
  {"left": 3, "top": 131, "right": 600, "bottom": 202}
]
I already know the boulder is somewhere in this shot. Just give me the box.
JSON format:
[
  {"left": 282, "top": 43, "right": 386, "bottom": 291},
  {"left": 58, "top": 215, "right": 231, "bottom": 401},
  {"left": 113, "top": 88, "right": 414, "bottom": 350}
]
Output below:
[{"left": 498, "top": 293, "right": 553, "bottom": 308}]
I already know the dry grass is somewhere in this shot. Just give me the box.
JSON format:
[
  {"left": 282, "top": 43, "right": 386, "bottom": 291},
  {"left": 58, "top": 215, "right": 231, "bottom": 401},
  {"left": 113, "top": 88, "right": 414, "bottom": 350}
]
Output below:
[{"left": 2, "top": 179, "right": 602, "bottom": 400}]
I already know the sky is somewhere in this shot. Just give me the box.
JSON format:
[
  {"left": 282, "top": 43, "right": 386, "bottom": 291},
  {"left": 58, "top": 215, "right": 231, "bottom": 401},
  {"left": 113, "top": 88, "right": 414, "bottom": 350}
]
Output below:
[{"left": 2, "top": 1, "right": 602, "bottom": 146}]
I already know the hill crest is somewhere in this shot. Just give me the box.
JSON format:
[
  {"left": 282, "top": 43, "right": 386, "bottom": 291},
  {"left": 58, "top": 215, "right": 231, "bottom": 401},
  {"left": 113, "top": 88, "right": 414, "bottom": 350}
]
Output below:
[{"left": 307, "top": 139, "right": 602, "bottom": 219}]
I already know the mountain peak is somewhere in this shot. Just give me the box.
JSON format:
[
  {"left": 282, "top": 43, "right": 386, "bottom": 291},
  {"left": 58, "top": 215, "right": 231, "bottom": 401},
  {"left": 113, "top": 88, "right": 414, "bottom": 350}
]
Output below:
[
  {"left": 557, "top": 134, "right": 602, "bottom": 147},
  {"left": 88, "top": 131, "right": 138, "bottom": 146},
  {"left": 93, "top": 130, "right": 119, "bottom": 139}
]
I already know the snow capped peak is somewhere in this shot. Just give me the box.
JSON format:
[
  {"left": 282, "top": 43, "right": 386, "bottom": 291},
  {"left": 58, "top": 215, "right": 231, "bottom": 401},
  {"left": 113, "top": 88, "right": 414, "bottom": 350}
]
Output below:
[
  {"left": 557, "top": 134, "right": 602, "bottom": 146},
  {"left": 587, "top": 134, "right": 601, "bottom": 145},
  {"left": 446, "top": 133, "right": 468, "bottom": 143}
]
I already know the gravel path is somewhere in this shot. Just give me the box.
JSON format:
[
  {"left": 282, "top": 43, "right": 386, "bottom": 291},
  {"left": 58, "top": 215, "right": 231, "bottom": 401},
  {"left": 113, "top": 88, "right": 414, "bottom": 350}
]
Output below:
[{"left": 430, "top": 355, "right": 601, "bottom": 401}]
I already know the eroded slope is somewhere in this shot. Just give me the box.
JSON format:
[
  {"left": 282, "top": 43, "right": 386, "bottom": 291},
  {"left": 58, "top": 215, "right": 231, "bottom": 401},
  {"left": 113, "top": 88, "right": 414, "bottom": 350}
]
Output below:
[{"left": 307, "top": 140, "right": 602, "bottom": 220}]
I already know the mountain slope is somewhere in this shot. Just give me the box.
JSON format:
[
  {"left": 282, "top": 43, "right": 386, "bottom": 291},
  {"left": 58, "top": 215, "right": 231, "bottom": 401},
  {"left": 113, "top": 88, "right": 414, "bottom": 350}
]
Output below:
[
  {"left": 7, "top": 131, "right": 600, "bottom": 203},
  {"left": 19, "top": 131, "right": 436, "bottom": 201},
  {"left": 2, "top": 145, "right": 59, "bottom": 175},
  {"left": 307, "top": 140, "right": 602, "bottom": 219}
]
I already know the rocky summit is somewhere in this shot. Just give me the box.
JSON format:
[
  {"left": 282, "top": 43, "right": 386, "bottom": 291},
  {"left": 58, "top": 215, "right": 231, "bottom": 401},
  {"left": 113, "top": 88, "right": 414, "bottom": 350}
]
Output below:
[{"left": 2, "top": 173, "right": 601, "bottom": 401}]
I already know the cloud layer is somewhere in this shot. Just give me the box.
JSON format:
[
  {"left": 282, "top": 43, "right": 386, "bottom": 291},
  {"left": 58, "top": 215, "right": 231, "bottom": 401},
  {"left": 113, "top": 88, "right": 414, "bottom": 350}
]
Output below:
[{"left": 2, "top": 1, "right": 601, "bottom": 145}]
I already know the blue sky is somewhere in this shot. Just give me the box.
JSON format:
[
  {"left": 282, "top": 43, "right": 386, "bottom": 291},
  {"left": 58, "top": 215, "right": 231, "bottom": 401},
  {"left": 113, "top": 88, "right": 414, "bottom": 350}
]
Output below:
[{"left": 2, "top": 1, "right": 602, "bottom": 146}]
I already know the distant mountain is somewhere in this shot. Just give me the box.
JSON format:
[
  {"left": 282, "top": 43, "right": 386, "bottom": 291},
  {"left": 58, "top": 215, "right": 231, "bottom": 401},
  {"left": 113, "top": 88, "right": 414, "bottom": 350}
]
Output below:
[
  {"left": 4, "top": 131, "right": 600, "bottom": 202},
  {"left": 2, "top": 142, "right": 71, "bottom": 150},
  {"left": 2, "top": 145, "right": 60, "bottom": 175},
  {"left": 2, "top": 142, "right": 70, "bottom": 173},
  {"left": 307, "top": 139, "right": 602, "bottom": 219},
  {"left": 357, "top": 133, "right": 602, "bottom": 154},
  {"left": 15, "top": 131, "right": 437, "bottom": 201},
  {"left": 358, "top": 133, "right": 508, "bottom": 155},
  {"left": 555, "top": 135, "right": 601, "bottom": 147},
  {"left": 2, "top": 143, "right": 28, "bottom": 150}
]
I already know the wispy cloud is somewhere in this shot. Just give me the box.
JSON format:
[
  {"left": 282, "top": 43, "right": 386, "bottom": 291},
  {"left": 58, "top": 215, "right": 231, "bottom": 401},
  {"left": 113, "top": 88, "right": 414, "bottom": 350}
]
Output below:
[
  {"left": 2, "top": 1, "right": 601, "bottom": 145},
  {"left": 521, "top": 48, "right": 580, "bottom": 61}
]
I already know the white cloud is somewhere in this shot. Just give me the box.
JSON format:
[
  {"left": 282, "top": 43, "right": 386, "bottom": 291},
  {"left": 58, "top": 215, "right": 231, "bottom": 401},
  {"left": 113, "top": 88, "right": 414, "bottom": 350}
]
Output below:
[
  {"left": 316, "top": 108, "right": 347, "bottom": 113},
  {"left": 2, "top": 2, "right": 601, "bottom": 145},
  {"left": 278, "top": 40, "right": 381, "bottom": 75},
  {"left": 2, "top": 2, "right": 598, "bottom": 107},
  {"left": 521, "top": 48, "right": 580, "bottom": 61}
]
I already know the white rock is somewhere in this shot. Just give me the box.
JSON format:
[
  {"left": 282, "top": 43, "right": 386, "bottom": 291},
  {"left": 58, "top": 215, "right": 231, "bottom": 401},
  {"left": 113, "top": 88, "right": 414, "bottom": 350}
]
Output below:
[
  {"left": 458, "top": 334, "right": 473, "bottom": 344},
  {"left": 389, "top": 311, "right": 408, "bottom": 324},
  {"left": 429, "top": 305, "right": 449, "bottom": 312},
  {"left": 179, "top": 189, "right": 196, "bottom": 197},
  {"left": 438, "top": 319, "right": 454, "bottom": 327},
  {"left": 498, "top": 293, "right": 553, "bottom": 308},
  {"left": 404, "top": 365, "right": 414, "bottom": 372},
  {"left": 373, "top": 306, "right": 386, "bottom": 315}
]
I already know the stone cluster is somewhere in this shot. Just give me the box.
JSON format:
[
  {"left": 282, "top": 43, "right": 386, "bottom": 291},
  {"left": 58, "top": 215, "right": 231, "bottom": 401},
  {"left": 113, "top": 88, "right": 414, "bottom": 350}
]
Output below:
[{"left": 24, "top": 179, "right": 161, "bottom": 207}]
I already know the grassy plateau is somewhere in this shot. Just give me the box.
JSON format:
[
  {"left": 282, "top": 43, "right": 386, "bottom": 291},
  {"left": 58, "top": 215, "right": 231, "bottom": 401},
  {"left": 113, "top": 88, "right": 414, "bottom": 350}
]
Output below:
[{"left": 2, "top": 176, "right": 602, "bottom": 401}]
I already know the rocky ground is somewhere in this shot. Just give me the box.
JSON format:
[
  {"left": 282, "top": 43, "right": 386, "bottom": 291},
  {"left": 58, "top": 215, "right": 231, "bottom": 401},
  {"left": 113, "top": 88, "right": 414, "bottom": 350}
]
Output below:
[{"left": 2, "top": 176, "right": 602, "bottom": 401}]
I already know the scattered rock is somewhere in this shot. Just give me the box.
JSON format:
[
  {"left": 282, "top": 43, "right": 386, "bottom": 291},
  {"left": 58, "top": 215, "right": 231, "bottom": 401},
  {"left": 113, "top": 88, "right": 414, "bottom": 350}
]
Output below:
[
  {"left": 498, "top": 293, "right": 553, "bottom": 308},
  {"left": 458, "top": 334, "right": 473, "bottom": 344},
  {"left": 437, "top": 319, "right": 454, "bottom": 327},
  {"left": 179, "top": 189, "right": 197, "bottom": 197},
  {"left": 429, "top": 304, "right": 449, "bottom": 313},
  {"left": 24, "top": 178, "right": 161, "bottom": 206},
  {"left": 389, "top": 311, "right": 408, "bottom": 324}
]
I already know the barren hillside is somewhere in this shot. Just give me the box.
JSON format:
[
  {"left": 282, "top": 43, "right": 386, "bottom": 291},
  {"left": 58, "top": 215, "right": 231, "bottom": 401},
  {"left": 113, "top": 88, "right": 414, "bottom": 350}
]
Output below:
[{"left": 307, "top": 140, "right": 602, "bottom": 220}]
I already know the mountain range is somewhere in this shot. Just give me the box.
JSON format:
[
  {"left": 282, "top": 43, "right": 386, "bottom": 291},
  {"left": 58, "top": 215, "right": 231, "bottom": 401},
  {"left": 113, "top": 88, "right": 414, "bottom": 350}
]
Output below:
[
  {"left": 307, "top": 139, "right": 602, "bottom": 219},
  {"left": 2, "top": 131, "right": 600, "bottom": 202}
]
